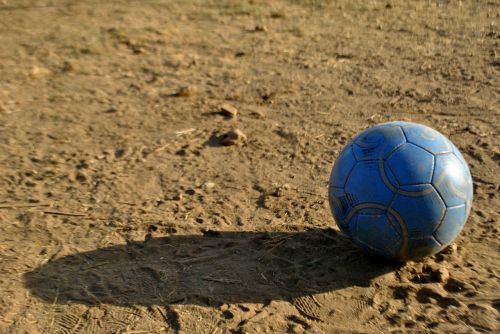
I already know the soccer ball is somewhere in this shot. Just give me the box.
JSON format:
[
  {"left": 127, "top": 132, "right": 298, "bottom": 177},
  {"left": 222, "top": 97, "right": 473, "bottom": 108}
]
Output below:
[{"left": 328, "top": 121, "right": 473, "bottom": 261}]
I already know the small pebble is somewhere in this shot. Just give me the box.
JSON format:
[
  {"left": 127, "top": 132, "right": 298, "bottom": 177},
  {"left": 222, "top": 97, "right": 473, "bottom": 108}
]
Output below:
[
  {"left": 442, "top": 243, "right": 458, "bottom": 255},
  {"left": 222, "top": 129, "right": 247, "bottom": 146},
  {"left": 204, "top": 182, "right": 215, "bottom": 190},
  {"left": 220, "top": 104, "right": 238, "bottom": 117},
  {"left": 30, "top": 66, "right": 50, "bottom": 78},
  {"left": 175, "top": 85, "right": 196, "bottom": 97}
]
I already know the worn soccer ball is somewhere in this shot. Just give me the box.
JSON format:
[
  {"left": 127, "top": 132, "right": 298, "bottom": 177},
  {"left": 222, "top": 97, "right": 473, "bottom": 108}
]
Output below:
[{"left": 328, "top": 121, "right": 473, "bottom": 261}]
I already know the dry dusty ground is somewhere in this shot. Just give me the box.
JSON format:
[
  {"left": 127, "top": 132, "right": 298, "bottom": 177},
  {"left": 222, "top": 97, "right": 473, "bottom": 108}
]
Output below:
[{"left": 0, "top": 0, "right": 499, "bottom": 333}]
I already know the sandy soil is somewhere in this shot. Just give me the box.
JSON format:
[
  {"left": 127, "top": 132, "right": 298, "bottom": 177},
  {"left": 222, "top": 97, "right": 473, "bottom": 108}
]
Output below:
[{"left": 0, "top": 0, "right": 499, "bottom": 333}]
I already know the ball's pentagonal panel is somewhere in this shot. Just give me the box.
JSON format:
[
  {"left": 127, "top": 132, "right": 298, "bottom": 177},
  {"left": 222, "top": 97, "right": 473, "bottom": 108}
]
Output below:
[
  {"left": 345, "top": 161, "right": 393, "bottom": 207},
  {"left": 329, "top": 145, "right": 357, "bottom": 188},
  {"left": 407, "top": 236, "right": 443, "bottom": 260},
  {"left": 401, "top": 124, "right": 452, "bottom": 154},
  {"left": 433, "top": 204, "right": 467, "bottom": 246},
  {"left": 352, "top": 125, "right": 406, "bottom": 160},
  {"left": 432, "top": 153, "right": 473, "bottom": 207},
  {"left": 390, "top": 189, "right": 446, "bottom": 238},
  {"left": 354, "top": 211, "right": 403, "bottom": 259},
  {"left": 328, "top": 187, "right": 352, "bottom": 221},
  {"left": 386, "top": 143, "right": 435, "bottom": 185}
]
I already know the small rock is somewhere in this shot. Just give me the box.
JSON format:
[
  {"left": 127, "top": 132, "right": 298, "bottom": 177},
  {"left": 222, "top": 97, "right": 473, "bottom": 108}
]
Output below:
[
  {"left": 30, "top": 66, "right": 50, "bottom": 78},
  {"left": 173, "top": 193, "right": 183, "bottom": 201},
  {"left": 251, "top": 109, "right": 265, "bottom": 118},
  {"left": 222, "top": 129, "right": 247, "bottom": 146},
  {"left": 175, "top": 85, "right": 196, "bottom": 97},
  {"left": 220, "top": 104, "right": 238, "bottom": 117},
  {"left": 203, "top": 182, "right": 215, "bottom": 190},
  {"left": 441, "top": 243, "right": 458, "bottom": 255}
]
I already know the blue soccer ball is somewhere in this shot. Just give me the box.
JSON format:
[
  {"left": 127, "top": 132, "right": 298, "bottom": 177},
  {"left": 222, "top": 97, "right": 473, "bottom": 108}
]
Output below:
[{"left": 328, "top": 121, "right": 473, "bottom": 261}]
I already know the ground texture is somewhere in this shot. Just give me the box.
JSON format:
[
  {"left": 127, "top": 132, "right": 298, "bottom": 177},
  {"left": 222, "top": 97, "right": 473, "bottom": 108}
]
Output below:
[{"left": 0, "top": 0, "right": 499, "bottom": 333}]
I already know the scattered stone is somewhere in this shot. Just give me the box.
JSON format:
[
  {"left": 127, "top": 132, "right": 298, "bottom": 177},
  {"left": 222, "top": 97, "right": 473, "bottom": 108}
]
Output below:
[
  {"left": 222, "top": 129, "right": 247, "bottom": 146},
  {"left": 251, "top": 109, "right": 265, "bottom": 118},
  {"left": 175, "top": 85, "right": 196, "bottom": 97},
  {"left": 173, "top": 193, "right": 183, "bottom": 201},
  {"left": 203, "top": 181, "right": 215, "bottom": 190},
  {"left": 30, "top": 66, "right": 50, "bottom": 78},
  {"left": 220, "top": 104, "right": 238, "bottom": 117},
  {"left": 441, "top": 243, "right": 458, "bottom": 255}
]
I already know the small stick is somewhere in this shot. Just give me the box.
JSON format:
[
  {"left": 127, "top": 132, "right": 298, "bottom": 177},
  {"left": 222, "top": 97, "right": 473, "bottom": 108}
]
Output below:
[
  {"left": 175, "top": 128, "right": 196, "bottom": 136},
  {"left": 0, "top": 203, "right": 50, "bottom": 209},
  {"left": 83, "top": 262, "right": 110, "bottom": 270},
  {"left": 43, "top": 210, "right": 87, "bottom": 217},
  {"left": 202, "top": 277, "right": 242, "bottom": 284},
  {"left": 177, "top": 254, "right": 224, "bottom": 265},
  {"left": 152, "top": 143, "right": 170, "bottom": 153}
]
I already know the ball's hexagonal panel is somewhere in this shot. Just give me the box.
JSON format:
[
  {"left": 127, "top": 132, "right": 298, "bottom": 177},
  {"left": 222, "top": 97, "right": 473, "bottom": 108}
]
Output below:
[
  {"left": 330, "top": 145, "right": 357, "bottom": 188},
  {"left": 345, "top": 160, "right": 394, "bottom": 207},
  {"left": 390, "top": 188, "right": 446, "bottom": 238},
  {"left": 432, "top": 153, "right": 473, "bottom": 207},
  {"left": 407, "top": 236, "right": 443, "bottom": 260},
  {"left": 353, "top": 211, "right": 403, "bottom": 259},
  {"left": 401, "top": 124, "right": 453, "bottom": 154},
  {"left": 386, "top": 143, "right": 435, "bottom": 185},
  {"left": 433, "top": 204, "right": 467, "bottom": 246},
  {"left": 352, "top": 125, "right": 406, "bottom": 161},
  {"left": 328, "top": 187, "right": 354, "bottom": 222}
]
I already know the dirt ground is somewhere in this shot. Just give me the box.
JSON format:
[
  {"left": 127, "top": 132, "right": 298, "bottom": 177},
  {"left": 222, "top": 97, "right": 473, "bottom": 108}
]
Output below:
[{"left": 0, "top": 0, "right": 499, "bottom": 333}]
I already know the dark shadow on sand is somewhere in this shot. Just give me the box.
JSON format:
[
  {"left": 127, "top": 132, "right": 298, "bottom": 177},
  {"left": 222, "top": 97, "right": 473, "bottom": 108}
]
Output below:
[{"left": 24, "top": 229, "right": 400, "bottom": 307}]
